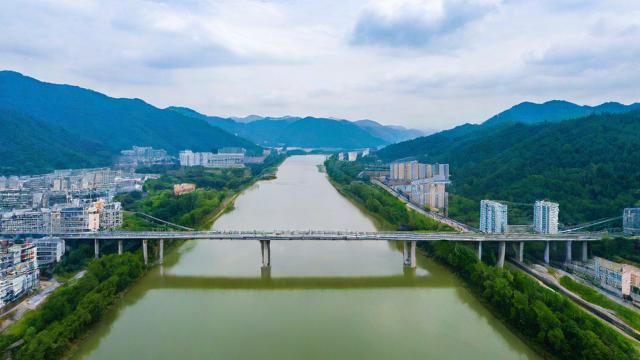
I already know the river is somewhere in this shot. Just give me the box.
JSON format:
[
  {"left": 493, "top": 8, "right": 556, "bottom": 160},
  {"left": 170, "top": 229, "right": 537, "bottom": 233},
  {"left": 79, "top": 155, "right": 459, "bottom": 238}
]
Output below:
[{"left": 71, "top": 155, "right": 540, "bottom": 359}]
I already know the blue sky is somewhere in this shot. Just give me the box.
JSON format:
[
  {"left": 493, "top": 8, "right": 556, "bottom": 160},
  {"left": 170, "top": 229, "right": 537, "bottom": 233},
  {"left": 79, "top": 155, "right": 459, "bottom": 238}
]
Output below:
[{"left": 1, "top": 0, "right": 639, "bottom": 130}]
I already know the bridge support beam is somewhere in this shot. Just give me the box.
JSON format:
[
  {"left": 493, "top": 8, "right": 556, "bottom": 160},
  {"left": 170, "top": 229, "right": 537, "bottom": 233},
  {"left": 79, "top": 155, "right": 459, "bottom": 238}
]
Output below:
[
  {"left": 260, "top": 240, "right": 271, "bottom": 267},
  {"left": 544, "top": 241, "right": 550, "bottom": 264},
  {"left": 94, "top": 239, "right": 99, "bottom": 258},
  {"left": 582, "top": 241, "right": 588, "bottom": 262},
  {"left": 143, "top": 239, "right": 148, "bottom": 266},
  {"left": 403, "top": 240, "right": 416, "bottom": 268},
  {"left": 518, "top": 242, "right": 524, "bottom": 262},
  {"left": 477, "top": 242, "right": 482, "bottom": 261},
  {"left": 159, "top": 239, "right": 164, "bottom": 264},
  {"left": 497, "top": 241, "right": 506, "bottom": 268},
  {"left": 565, "top": 240, "right": 572, "bottom": 263},
  {"left": 118, "top": 240, "right": 123, "bottom": 255}
]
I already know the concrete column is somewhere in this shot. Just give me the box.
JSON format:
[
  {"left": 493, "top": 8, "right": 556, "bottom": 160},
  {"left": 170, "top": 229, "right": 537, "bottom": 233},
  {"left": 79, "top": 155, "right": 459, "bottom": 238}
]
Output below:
[
  {"left": 518, "top": 242, "right": 524, "bottom": 262},
  {"left": 544, "top": 241, "right": 550, "bottom": 264},
  {"left": 143, "top": 239, "right": 148, "bottom": 266},
  {"left": 94, "top": 239, "right": 99, "bottom": 258},
  {"left": 497, "top": 241, "right": 506, "bottom": 268},
  {"left": 565, "top": 240, "right": 572, "bottom": 263},
  {"left": 117, "top": 240, "right": 123, "bottom": 255},
  {"left": 582, "top": 241, "right": 588, "bottom": 262},
  {"left": 260, "top": 240, "right": 271, "bottom": 267},
  {"left": 159, "top": 239, "right": 164, "bottom": 264},
  {"left": 477, "top": 242, "right": 482, "bottom": 261},
  {"left": 403, "top": 241, "right": 416, "bottom": 268}
]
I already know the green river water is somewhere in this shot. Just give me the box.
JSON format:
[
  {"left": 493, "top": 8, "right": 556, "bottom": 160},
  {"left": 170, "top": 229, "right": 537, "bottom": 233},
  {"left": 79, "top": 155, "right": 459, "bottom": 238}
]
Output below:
[{"left": 71, "top": 155, "right": 540, "bottom": 360}]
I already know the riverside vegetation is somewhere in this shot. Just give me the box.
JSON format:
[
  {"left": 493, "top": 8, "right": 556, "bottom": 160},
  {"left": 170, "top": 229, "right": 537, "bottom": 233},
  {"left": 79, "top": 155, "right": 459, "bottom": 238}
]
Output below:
[
  {"left": 0, "top": 154, "right": 285, "bottom": 359},
  {"left": 425, "top": 242, "right": 639, "bottom": 360}
]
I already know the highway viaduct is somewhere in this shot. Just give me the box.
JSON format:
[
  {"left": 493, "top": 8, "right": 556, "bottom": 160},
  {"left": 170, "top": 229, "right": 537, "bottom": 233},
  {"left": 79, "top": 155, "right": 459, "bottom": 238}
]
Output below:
[{"left": 4, "top": 230, "right": 603, "bottom": 269}]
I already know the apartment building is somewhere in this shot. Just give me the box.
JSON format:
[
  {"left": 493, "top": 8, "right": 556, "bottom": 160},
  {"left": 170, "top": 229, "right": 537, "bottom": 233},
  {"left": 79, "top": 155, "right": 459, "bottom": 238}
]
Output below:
[
  {"left": 624, "top": 208, "right": 640, "bottom": 236},
  {"left": 480, "top": 200, "right": 508, "bottom": 234},
  {"left": 32, "top": 237, "right": 65, "bottom": 267},
  {"left": 593, "top": 257, "right": 640, "bottom": 299},
  {"left": 533, "top": 200, "right": 559, "bottom": 234},
  {"left": 0, "top": 242, "right": 39, "bottom": 308},
  {"left": 388, "top": 161, "right": 450, "bottom": 213}
]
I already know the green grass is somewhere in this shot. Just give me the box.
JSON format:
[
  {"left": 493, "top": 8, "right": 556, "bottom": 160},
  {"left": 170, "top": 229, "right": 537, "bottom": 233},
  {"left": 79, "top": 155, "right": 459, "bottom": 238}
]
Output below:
[{"left": 560, "top": 276, "right": 640, "bottom": 331}]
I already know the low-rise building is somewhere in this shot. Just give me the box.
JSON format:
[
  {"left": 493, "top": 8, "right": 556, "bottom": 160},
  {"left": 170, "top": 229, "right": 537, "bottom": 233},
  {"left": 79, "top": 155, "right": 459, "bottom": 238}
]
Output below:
[
  {"left": 174, "top": 183, "right": 196, "bottom": 196},
  {"left": 594, "top": 257, "right": 640, "bottom": 299},
  {"left": 180, "top": 149, "right": 245, "bottom": 168}
]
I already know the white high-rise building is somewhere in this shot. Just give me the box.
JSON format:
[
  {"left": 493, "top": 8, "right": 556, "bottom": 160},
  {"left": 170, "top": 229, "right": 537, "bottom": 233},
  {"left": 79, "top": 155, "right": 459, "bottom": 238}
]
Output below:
[
  {"left": 533, "top": 200, "right": 559, "bottom": 234},
  {"left": 624, "top": 208, "right": 640, "bottom": 236},
  {"left": 479, "top": 200, "right": 508, "bottom": 234}
]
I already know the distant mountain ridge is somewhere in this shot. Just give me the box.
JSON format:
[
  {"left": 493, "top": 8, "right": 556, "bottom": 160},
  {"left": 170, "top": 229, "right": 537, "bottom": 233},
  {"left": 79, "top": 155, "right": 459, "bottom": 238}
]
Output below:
[
  {"left": 484, "top": 100, "right": 640, "bottom": 126},
  {"left": 168, "top": 107, "right": 423, "bottom": 148}
]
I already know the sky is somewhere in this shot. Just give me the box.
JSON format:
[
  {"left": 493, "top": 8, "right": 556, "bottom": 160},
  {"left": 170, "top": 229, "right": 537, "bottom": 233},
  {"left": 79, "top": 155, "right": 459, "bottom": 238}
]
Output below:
[{"left": 1, "top": 0, "right": 639, "bottom": 130}]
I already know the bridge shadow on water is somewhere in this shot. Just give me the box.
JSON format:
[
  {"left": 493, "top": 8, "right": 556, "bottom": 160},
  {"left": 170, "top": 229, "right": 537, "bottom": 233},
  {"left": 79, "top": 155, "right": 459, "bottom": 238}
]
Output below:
[{"left": 146, "top": 269, "right": 452, "bottom": 290}]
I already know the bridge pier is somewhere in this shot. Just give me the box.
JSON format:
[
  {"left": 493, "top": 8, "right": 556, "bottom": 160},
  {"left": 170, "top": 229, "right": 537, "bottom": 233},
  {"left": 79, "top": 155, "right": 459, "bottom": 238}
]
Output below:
[
  {"left": 260, "top": 240, "right": 271, "bottom": 267},
  {"left": 118, "top": 240, "right": 123, "bottom": 255},
  {"left": 582, "top": 241, "right": 588, "bottom": 262},
  {"left": 518, "top": 242, "right": 524, "bottom": 262},
  {"left": 94, "top": 239, "right": 99, "bottom": 258},
  {"left": 143, "top": 239, "right": 148, "bottom": 266},
  {"left": 565, "top": 240, "right": 572, "bottom": 263},
  {"left": 159, "top": 239, "right": 164, "bottom": 264},
  {"left": 497, "top": 241, "right": 506, "bottom": 268},
  {"left": 476, "top": 242, "right": 482, "bottom": 261},
  {"left": 403, "top": 240, "right": 416, "bottom": 268},
  {"left": 544, "top": 241, "right": 550, "bottom": 264}
]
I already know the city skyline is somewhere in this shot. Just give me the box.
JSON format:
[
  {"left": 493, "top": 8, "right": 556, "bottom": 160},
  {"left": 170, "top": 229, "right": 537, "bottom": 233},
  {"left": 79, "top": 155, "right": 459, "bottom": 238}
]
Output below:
[{"left": 2, "top": 0, "right": 639, "bottom": 130}]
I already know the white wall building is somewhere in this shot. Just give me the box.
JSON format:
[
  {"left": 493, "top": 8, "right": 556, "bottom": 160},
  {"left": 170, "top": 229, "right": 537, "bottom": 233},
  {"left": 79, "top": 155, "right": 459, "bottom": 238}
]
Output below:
[
  {"left": 32, "top": 237, "right": 65, "bottom": 267},
  {"left": 533, "top": 200, "right": 559, "bottom": 234},
  {"left": 180, "top": 150, "right": 245, "bottom": 168},
  {"left": 624, "top": 208, "right": 640, "bottom": 236},
  {"left": 480, "top": 200, "right": 508, "bottom": 234}
]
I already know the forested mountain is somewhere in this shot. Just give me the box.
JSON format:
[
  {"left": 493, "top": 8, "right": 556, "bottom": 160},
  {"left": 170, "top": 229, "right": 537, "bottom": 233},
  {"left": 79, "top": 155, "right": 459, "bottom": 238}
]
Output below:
[
  {"left": 484, "top": 100, "right": 640, "bottom": 126},
  {"left": 0, "top": 111, "right": 112, "bottom": 174},
  {"left": 0, "top": 71, "right": 260, "bottom": 157},
  {"left": 377, "top": 111, "right": 640, "bottom": 225},
  {"left": 169, "top": 107, "right": 421, "bottom": 148}
]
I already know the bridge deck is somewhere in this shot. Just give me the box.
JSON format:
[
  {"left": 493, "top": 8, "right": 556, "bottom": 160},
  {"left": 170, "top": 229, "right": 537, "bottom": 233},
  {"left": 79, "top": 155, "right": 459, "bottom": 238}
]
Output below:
[{"left": 8, "top": 230, "right": 602, "bottom": 242}]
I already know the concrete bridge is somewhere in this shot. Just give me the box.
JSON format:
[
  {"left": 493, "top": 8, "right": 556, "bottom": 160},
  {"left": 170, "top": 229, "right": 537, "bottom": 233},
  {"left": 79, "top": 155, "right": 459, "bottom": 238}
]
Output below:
[{"left": 5, "top": 229, "right": 602, "bottom": 269}]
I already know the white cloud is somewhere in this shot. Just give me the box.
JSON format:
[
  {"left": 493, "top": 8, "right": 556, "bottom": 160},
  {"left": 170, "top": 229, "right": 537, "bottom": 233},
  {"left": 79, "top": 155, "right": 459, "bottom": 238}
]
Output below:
[{"left": 0, "top": 0, "right": 638, "bottom": 131}]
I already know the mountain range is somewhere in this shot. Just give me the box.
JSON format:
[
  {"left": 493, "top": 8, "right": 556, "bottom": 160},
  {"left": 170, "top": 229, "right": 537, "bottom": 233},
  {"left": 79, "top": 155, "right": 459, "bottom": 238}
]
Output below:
[
  {"left": 375, "top": 100, "right": 640, "bottom": 225},
  {"left": 167, "top": 107, "right": 423, "bottom": 148}
]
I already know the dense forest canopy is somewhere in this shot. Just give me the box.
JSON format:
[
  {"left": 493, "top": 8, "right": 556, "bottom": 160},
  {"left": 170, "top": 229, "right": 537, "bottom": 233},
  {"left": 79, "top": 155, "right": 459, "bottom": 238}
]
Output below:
[{"left": 377, "top": 111, "right": 640, "bottom": 225}]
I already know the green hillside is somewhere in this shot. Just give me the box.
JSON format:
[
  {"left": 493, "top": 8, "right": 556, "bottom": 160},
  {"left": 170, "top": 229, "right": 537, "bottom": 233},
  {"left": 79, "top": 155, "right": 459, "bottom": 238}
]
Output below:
[
  {"left": 0, "top": 71, "right": 260, "bottom": 157},
  {"left": 377, "top": 111, "right": 640, "bottom": 225},
  {"left": 0, "top": 110, "right": 112, "bottom": 175}
]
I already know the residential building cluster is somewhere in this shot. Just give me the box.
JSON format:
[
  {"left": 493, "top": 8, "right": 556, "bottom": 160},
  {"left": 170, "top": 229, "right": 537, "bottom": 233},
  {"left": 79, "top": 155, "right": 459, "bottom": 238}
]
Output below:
[
  {"left": 179, "top": 148, "right": 246, "bottom": 168},
  {"left": 0, "top": 241, "right": 39, "bottom": 308},
  {"left": 387, "top": 161, "right": 450, "bottom": 213},
  {"left": 116, "top": 146, "right": 175, "bottom": 169},
  {"left": 623, "top": 208, "right": 640, "bottom": 236}
]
